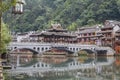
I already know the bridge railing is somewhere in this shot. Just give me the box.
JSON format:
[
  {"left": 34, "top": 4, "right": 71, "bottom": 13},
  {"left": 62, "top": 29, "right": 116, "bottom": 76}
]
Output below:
[{"left": 9, "top": 42, "right": 98, "bottom": 46}]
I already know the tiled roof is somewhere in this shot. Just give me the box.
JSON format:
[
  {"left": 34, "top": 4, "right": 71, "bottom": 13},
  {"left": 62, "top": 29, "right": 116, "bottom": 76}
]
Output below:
[
  {"left": 99, "top": 30, "right": 112, "bottom": 33},
  {"left": 79, "top": 28, "right": 97, "bottom": 34},
  {"left": 48, "top": 29, "right": 67, "bottom": 32},
  {"left": 101, "top": 26, "right": 113, "bottom": 29},
  {"left": 17, "top": 32, "right": 28, "bottom": 35},
  {"left": 29, "top": 34, "right": 39, "bottom": 37},
  {"left": 78, "top": 24, "right": 101, "bottom": 34},
  {"left": 116, "top": 29, "right": 120, "bottom": 33},
  {"left": 78, "top": 24, "right": 101, "bottom": 30},
  {"left": 39, "top": 32, "right": 76, "bottom": 37},
  {"left": 104, "top": 20, "right": 120, "bottom": 28},
  {"left": 105, "top": 20, "right": 120, "bottom": 25},
  {"left": 48, "top": 24, "right": 67, "bottom": 32}
]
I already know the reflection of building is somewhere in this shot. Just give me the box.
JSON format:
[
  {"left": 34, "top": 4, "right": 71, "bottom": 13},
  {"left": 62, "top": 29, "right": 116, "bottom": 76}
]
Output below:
[
  {"left": 40, "top": 57, "right": 68, "bottom": 64},
  {"left": 7, "top": 56, "right": 118, "bottom": 80},
  {"left": 7, "top": 57, "right": 120, "bottom": 80},
  {"left": 114, "top": 57, "right": 120, "bottom": 79},
  {"left": 9, "top": 49, "right": 33, "bottom": 67}
]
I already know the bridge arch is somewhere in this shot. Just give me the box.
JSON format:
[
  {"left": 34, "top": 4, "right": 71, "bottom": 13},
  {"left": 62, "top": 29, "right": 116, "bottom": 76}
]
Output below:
[
  {"left": 9, "top": 48, "right": 39, "bottom": 54},
  {"left": 42, "top": 47, "right": 74, "bottom": 55},
  {"left": 77, "top": 49, "right": 96, "bottom": 56}
]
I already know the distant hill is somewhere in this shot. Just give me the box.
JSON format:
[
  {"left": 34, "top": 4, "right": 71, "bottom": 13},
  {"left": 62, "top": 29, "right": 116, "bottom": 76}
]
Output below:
[{"left": 3, "top": 0, "right": 120, "bottom": 32}]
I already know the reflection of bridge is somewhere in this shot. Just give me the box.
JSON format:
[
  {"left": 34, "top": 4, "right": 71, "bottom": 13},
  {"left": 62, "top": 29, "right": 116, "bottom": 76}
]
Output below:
[
  {"left": 8, "top": 42, "right": 114, "bottom": 55},
  {"left": 8, "top": 57, "right": 115, "bottom": 75}
]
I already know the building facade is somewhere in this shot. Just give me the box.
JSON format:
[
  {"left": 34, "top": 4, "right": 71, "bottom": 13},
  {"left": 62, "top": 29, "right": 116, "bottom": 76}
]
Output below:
[
  {"left": 115, "top": 29, "right": 120, "bottom": 54},
  {"left": 76, "top": 25, "right": 102, "bottom": 45},
  {"left": 11, "top": 20, "right": 120, "bottom": 54},
  {"left": 29, "top": 24, "right": 76, "bottom": 43},
  {"left": 100, "top": 20, "right": 120, "bottom": 47}
]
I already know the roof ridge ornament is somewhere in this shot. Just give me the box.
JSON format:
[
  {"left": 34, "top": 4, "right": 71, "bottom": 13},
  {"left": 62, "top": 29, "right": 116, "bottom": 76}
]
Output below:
[{"left": 51, "top": 23, "right": 62, "bottom": 29}]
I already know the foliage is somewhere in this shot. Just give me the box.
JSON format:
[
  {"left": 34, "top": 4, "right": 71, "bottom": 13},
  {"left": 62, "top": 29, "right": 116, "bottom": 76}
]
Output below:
[
  {"left": 0, "top": 0, "right": 16, "bottom": 12},
  {"left": 67, "top": 22, "right": 77, "bottom": 31},
  {"left": 0, "top": 0, "right": 16, "bottom": 53},
  {"left": 3, "top": 0, "right": 120, "bottom": 32},
  {"left": 1, "top": 22, "right": 11, "bottom": 53}
]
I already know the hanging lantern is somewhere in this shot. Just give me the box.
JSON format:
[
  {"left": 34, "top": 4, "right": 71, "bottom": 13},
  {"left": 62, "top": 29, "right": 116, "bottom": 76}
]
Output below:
[{"left": 12, "top": 0, "right": 26, "bottom": 14}]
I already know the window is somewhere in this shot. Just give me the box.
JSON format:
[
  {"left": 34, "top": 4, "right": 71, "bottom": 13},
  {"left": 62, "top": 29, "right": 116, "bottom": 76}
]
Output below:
[
  {"left": 37, "top": 64, "right": 39, "bottom": 67},
  {"left": 73, "top": 48, "right": 75, "bottom": 51},
  {"left": 76, "top": 48, "right": 78, "bottom": 51},
  {"left": 14, "top": 47, "right": 17, "bottom": 49},
  {"left": 37, "top": 47, "right": 40, "bottom": 51},
  {"left": 42, "top": 47, "right": 44, "bottom": 51},
  {"left": 33, "top": 47, "right": 36, "bottom": 50},
  {"left": 41, "top": 64, "right": 44, "bottom": 67},
  {"left": 46, "top": 47, "right": 48, "bottom": 50}
]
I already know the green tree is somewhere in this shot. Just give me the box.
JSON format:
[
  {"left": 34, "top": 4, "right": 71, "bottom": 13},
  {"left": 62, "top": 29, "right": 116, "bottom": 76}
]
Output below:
[
  {"left": 67, "top": 22, "right": 77, "bottom": 31},
  {"left": 0, "top": 0, "right": 16, "bottom": 53},
  {"left": 1, "top": 22, "right": 11, "bottom": 53},
  {"left": 3, "top": 0, "right": 120, "bottom": 32}
]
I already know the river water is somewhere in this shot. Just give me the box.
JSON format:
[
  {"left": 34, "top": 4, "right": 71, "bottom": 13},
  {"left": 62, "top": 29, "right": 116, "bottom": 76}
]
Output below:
[{"left": 4, "top": 54, "right": 120, "bottom": 80}]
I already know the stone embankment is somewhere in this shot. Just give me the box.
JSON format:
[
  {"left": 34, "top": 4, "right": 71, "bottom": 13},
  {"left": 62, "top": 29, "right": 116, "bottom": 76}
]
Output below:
[{"left": 96, "top": 46, "right": 115, "bottom": 56}]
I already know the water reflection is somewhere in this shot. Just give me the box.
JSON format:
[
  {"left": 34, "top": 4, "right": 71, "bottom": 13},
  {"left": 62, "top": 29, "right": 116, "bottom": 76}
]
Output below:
[{"left": 5, "top": 54, "right": 120, "bottom": 80}]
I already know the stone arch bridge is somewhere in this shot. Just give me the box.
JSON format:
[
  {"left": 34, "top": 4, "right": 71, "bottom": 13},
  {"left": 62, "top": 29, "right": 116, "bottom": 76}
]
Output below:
[{"left": 8, "top": 42, "right": 115, "bottom": 55}]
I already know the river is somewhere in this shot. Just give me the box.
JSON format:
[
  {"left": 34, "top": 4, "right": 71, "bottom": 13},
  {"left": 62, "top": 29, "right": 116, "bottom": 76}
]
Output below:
[{"left": 3, "top": 53, "right": 120, "bottom": 80}]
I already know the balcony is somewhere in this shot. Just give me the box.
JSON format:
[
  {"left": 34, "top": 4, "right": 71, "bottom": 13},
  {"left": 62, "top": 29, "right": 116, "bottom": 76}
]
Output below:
[
  {"left": 115, "top": 34, "right": 120, "bottom": 37},
  {"left": 100, "top": 30, "right": 113, "bottom": 33}
]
